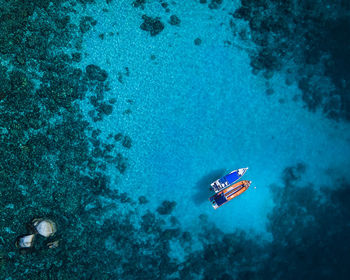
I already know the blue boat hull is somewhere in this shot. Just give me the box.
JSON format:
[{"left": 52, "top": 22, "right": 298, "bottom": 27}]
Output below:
[{"left": 211, "top": 167, "right": 248, "bottom": 193}]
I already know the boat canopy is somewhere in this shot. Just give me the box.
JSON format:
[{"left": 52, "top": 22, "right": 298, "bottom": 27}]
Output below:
[
  {"left": 211, "top": 168, "right": 248, "bottom": 193},
  {"left": 219, "top": 172, "right": 240, "bottom": 186}
]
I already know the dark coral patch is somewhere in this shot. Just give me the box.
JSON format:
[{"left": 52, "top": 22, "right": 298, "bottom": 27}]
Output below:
[
  {"left": 208, "top": 0, "right": 222, "bottom": 9},
  {"left": 114, "top": 133, "right": 123, "bottom": 141},
  {"left": 138, "top": 195, "right": 148, "bottom": 204},
  {"left": 122, "top": 135, "right": 132, "bottom": 149},
  {"left": 157, "top": 200, "right": 177, "bottom": 215},
  {"left": 232, "top": 0, "right": 350, "bottom": 121},
  {"left": 86, "top": 64, "right": 108, "bottom": 82},
  {"left": 169, "top": 15, "right": 181, "bottom": 26},
  {"left": 140, "top": 15, "right": 165, "bottom": 36},
  {"left": 194, "top": 38, "right": 202, "bottom": 45},
  {"left": 97, "top": 102, "right": 113, "bottom": 116},
  {"left": 71, "top": 52, "right": 82, "bottom": 62},
  {"left": 79, "top": 16, "right": 97, "bottom": 33},
  {"left": 132, "top": 0, "right": 146, "bottom": 9}
]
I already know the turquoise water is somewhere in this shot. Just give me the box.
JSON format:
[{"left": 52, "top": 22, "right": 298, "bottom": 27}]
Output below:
[
  {"left": 82, "top": 0, "right": 350, "bottom": 234},
  {"left": 1, "top": 0, "right": 350, "bottom": 279}
]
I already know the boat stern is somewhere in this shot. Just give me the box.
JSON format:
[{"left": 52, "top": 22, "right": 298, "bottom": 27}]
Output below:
[
  {"left": 210, "top": 199, "right": 219, "bottom": 210},
  {"left": 209, "top": 193, "right": 228, "bottom": 210}
]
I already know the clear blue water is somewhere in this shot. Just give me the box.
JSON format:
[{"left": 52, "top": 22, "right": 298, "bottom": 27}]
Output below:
[{"left": 82, "top": 0, "right": 350, "bottom": 235}]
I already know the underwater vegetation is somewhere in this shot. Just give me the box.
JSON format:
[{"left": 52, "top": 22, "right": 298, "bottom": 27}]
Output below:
[
  {"left": 0, "top": 0, "right": 349, "bottom": 279},
  {"left": 232, "top": 0, "right": 350, "bottom": 121}
]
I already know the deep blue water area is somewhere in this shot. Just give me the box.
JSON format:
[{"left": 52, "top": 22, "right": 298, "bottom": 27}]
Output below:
[{"left": 1, "top": 0, "right": 350, "bottom": 279}]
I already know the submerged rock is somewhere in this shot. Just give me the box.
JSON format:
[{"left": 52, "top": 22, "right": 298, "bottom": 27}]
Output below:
[
  {"left": 47, "top": 240, "right": 59, "bottom": 249},
  {"left": 32, "top": 218, "right": 57, "bottom": 238},
  {"left": 15, "top": 234, "right": 35, "bottom": 248}
]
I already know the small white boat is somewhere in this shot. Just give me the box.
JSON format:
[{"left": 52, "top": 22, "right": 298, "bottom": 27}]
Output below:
[{"left": 211, "top": 167, "right": 248, "bottom": 193}]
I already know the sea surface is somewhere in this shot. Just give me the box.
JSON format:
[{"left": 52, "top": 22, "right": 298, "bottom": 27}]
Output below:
[{"left": 1, "top": 0, "right": 350, "bottom": 279}]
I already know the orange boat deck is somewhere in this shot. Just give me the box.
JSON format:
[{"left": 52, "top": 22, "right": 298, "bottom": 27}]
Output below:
[{"left": 209, "top": 180, "right": 251, "bottom": 209}]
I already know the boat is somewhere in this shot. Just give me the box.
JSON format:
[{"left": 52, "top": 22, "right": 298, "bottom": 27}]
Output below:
[
  {"left": 209, "top": 180, "right": 251, "bottom": 209},
  {"left": 211, "top": 168, "right": 248, "bottom": 193}
]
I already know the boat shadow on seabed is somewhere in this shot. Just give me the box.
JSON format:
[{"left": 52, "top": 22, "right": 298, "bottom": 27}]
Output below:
[{"left": 192, "top": 169, "right": 226, "bottom": 205}]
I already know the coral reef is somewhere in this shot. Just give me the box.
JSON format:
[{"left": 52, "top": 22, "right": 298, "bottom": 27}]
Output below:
[
  {"left": 140, "top": 15, "right": 165, "bottom": 36},
  {"left": 232, "top": 0, "right": 350, "bottom": 121},
  {"left": 157, "top": 200, "right": 177, "bottom": 215},
  {"left": 169, "top": 15, "right": 181, "bottom": 26},
  {"left": 0, "top": 0, "right": 349, "bottom": 279}
]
